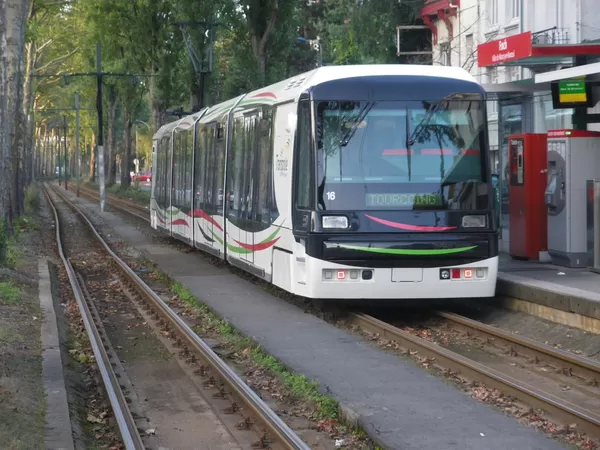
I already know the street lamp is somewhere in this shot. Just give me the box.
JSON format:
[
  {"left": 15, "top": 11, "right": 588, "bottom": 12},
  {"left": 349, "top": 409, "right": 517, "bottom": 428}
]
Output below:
[{"left": 133, "top": 120, "right": 150, "bottom": 175}]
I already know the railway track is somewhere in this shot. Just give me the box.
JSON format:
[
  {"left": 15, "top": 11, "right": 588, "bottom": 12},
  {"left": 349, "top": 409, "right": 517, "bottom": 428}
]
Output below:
[
  {"left": 349, "top": 311, "right": 600, "bottom": 439},
  {"left": 57, "top": 181, "right": 600, "bottom": 443},
  {"left": 44, "top": 182, "right": 310, "bottom": 450},
  {"left": 69, "top": 182, "right": 150, "bottom": 222}
]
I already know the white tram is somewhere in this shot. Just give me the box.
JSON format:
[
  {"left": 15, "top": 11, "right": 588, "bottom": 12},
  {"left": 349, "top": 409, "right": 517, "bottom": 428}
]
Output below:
[{"left": 151, "top": 65, "right": 499, "bottom": 300}]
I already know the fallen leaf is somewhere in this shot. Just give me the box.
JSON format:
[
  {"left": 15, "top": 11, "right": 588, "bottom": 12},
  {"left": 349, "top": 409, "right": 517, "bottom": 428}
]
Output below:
[{"left": 87, "top": 414, "right": 104, "bottom": 424}]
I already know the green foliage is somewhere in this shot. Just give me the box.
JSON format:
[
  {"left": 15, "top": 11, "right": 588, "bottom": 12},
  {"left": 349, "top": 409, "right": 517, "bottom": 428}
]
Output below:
[
  {"left": 31, "top": 0, "right": 429, "bottom": 179},
  {"left": 101, "top": 184, "right": 151, "bottom": 206},
  {"left": 0, "top": 216, "right": 7, "bottom": 267},
  {"left": 24, "top": 184, "right": 39, "bottom": 214},
  {"left": 0, "top": 282, "right": 21, "bottom": 305}
]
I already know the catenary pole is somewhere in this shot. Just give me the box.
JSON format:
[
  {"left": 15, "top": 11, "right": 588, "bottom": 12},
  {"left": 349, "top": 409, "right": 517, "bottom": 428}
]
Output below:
[
  {"left": 63, "top": 115, "right": 68, "bottom": 190},
  {"left": 96, "top": 43, "right": 106, "bottom": 212},
  {"left": 75, "top": 92, "right": 81, "bottom": 197}
]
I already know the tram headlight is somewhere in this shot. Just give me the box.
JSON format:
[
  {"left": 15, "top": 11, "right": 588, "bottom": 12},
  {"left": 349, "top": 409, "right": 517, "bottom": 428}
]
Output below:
[
  {"left": 462, "top": 215, "right": 486, "bottom": 228},
  {"left": 322, "top": 215, "right": 349, "bottom": 229}
]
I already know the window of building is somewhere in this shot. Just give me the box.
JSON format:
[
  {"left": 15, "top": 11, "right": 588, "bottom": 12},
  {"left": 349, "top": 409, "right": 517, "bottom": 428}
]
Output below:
[
  {"left": 440, "top": 42, "right": 451, "bottom": 66},
  {"left": 486, "top": 0, "right": 498, "bottom": 24},
  {"left": 506, "top": 0, "right": 519, "bottom": 19},
  {"left": 487, "top": 66, "right": 498, "bottom": 84},
  {"left": 465, "top": 34, "right": 474, "bottom": 58},
  {"left": 506, "top": 65, "right": 521, "bottom": 81}
]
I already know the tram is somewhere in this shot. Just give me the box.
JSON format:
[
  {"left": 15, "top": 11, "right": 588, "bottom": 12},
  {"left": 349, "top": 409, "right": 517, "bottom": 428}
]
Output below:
[{"left": 151, "top": 64, "right": 498, "bottom": 300}]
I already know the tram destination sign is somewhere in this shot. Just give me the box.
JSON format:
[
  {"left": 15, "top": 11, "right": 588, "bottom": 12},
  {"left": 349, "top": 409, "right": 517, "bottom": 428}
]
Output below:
[{"left": 366, "top": 193, "right": 443, "bottom": 208}]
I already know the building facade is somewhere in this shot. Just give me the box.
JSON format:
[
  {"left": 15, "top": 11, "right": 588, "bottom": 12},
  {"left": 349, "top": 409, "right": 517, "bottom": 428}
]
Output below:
[{"left": 420, "top": 0, "right": 600, "bottom": 251}]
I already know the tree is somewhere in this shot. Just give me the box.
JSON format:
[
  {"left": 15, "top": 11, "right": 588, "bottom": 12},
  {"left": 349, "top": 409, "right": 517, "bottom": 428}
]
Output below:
[
  {"left": 28, "top": 0, "right": 435, "bottom": 195},
  {"left": 0, "top": 0, "right": 11, "bottom": 226}
]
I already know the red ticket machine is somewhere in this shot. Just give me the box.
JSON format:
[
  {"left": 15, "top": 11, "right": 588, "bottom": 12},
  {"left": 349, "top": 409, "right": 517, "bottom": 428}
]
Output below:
[{"left": 509, "top": 133, "right": 548, "bottom": 260}]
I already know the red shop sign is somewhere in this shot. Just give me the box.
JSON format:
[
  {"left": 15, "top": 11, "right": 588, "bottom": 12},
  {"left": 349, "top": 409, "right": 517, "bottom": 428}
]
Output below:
[{"left": 477, "top": 31, "right": 533, "bottom": 67}]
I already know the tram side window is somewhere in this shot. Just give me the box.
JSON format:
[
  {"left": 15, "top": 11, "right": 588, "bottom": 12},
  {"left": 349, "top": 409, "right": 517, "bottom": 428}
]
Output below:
[
  {"left": 228, "top": 116, "right": 246, "bottom": 218},
  {"left": 194, "top": 126, "right": 206, "bottom": 212},
  {"left": 164, "top": 136, "right": 172, "bottom": 209},
  {"left": 154, "top": 142, "right": 162, "bottom": 209},
  {"left": 172, "top": 133, "right": 181, "bottom": 209},
  {"left": 294, "top": 100, "right": 314, "bottom": 210},
  {"left": 159, "top": 136, "right": 170, "bottom": 210},
  {"left": 227, "top": 107, "right": 274, "bottom": 229},
  {"left": 174, "top": 131, "right": 190, "bottom": 211},
  {"left": 257, "top": 107, "right": 274, "bottom": 225},
  {"left": 243, "top": 115, "right": 257, "bottom": 221},
  {"left": 184, "top": 129, "right": 193, "bottom": 210},
  {"left": 214, "top": 124, "right": 226, "bottom": 216},
  {"left": 204, "top": 127, "right": 216, "bottom": 214}
]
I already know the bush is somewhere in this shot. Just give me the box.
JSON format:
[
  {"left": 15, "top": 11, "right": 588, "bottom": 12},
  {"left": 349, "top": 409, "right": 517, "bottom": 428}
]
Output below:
[
  {"left": 24, "top": 183, "right": 39, "bottom": 213},
  {"left": 0, "top": 281, "right": 21, "bottom": 304}
]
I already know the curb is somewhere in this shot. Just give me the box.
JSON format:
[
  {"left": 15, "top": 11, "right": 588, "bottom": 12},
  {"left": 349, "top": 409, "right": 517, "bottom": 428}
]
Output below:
[
  {"left": 497, "top": 272, "right": 600, "bottom": 321},
  {"left": 39, "top": 257, "right": 75, "bottom": 450}
]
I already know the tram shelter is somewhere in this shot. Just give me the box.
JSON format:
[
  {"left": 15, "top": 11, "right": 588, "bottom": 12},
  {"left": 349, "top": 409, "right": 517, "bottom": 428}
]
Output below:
[{"left": 477, "top": 31, "right": 600, "bottom": 253}]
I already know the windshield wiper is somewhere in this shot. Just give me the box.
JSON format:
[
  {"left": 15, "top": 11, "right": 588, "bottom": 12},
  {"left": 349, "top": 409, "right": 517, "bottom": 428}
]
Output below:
[
  {"left": 340, "top": 101, "right": 374, "bottom": 147},
  {"left": 407, "top": 92, "right": 463, "bottom": 146}
]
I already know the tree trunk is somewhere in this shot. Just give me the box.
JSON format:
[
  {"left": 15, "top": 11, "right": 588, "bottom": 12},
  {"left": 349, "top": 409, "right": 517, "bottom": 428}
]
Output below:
[
  {"left": 0, "top": 0, "right": 12, "bottom": 225},
  {"left": 120, "top": 120, "right": 133, "bottom": 188},
  {"left": 6, "top": 0, "right": 30, "bottom": 220},
  {"left": 106, "top": 85, "right": 118, "bottom": 185},
  {"left": 249, "top": 0, "right": 278, "bottom": 87},
  {"left": 22, "top": 31, "right": 35, "bottom": 187},
  {"left": 148, "top": 60, "right": 166, "bottom": 130}
]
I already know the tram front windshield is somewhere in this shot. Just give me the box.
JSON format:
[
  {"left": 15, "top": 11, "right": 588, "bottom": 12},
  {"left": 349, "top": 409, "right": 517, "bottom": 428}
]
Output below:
[{"left": 315, "top": 98, "right": 489, "bottom": 211}]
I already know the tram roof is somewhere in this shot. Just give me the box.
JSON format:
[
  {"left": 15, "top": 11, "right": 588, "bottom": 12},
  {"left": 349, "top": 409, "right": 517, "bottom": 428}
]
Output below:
[{"left": 154, "top": 64, "right": 478, "bottom": 140}]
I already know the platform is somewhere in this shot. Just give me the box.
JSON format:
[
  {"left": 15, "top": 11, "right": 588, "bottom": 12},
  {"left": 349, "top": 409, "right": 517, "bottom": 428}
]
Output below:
[
  {"left": 497, "top": 253, "right": 600, "bottom": 324},
  {"left": 57, "top": 186, "right": 564, "bottom": 450}
]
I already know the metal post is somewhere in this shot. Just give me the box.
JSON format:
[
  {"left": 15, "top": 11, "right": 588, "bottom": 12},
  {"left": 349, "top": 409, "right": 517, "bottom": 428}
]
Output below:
[
  {"left": 49, "top": 129, "right": 53, "bottom": 178},
  {"left": 63, "top": 115, "right": 68, "bottom": 190},
  {"left": 96, "top": 43, "right": 106, "bottom": 212},
  {"left": 75, "top": 92, "right": 81, "bottom": 197},
  {"left": 57, "top": 125, "right": 62, "bottom": 186},
  {"left": 594, "top": 180, "right": 600, "bottom": 273}
]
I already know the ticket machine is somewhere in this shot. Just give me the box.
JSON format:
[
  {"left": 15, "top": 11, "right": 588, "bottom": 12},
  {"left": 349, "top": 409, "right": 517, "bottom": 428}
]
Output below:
[
  {"left": 545, "top": 129, "right": 600, "bottom": 267},
  {"left": 508, "top": 133, "right": 548, "bottom": 260}
]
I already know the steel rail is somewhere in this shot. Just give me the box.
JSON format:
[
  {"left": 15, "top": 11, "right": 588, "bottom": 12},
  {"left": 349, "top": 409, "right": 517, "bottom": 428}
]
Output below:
[
  {"left": 42, "top": 184, "right": 145, "bottom": 450},
  {"left": 436, "top": 310, "right": 600, "bottom": 383},
  {"left": 48, "top": 183, "right": 310, "bottom": 450},
  {"left": 350, "top": 312, "right": 600, "bottom": 437}
]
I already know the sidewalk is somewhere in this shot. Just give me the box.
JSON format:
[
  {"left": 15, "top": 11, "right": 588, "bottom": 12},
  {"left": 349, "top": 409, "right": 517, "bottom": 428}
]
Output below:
[{"left": 497, "top": 253, "right": 600, "bottom": 328}]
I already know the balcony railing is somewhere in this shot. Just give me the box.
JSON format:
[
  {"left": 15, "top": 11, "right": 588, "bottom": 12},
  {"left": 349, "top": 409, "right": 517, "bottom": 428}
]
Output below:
[{"left": 532, "top": 27, "right": 570, "bottom": 45}]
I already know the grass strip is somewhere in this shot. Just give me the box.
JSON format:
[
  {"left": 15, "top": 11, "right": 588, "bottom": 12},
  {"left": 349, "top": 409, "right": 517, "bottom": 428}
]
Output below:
[
  {"left": 84, "top": 182, "right": 151, "bottom": 206},
  {"left": 150, "top": 268, "right": 377, "bottom": 445}
]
